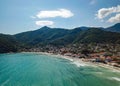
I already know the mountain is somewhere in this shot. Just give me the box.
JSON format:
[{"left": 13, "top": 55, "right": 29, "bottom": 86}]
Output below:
[
  {"left": 15, "top": 26, "right": 69, "bottom": 45},
  {"left": 74, "top": 28, "right": 120, "bottom": 43},
  {"left": 105, "top": 23, "right": 120, "bottom": 33},
  {"left": 14, "top": 25, "right": 120, "bottom": 46},
  {"left": 14, "top": 26, "right": 88, "bottom": 45},
  {"left": 0, "top": 34, "right": 19, "bottom": 53},
  {"left": 49, "top": 27, "right": 83, "bottom": 45},
  {"left": 74, "top": 27, "right": 89, "bottom": 31},
  {"left": 0, "top": 23, "right": 120, "bottom": 53}
]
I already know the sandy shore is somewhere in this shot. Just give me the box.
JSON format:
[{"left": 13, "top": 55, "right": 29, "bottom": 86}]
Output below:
[{"left": 22, "top": 52, "right": 120, "bottom": 72}]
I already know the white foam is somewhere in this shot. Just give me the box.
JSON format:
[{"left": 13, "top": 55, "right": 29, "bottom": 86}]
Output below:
[
  {"left": 63, "top": 57, "right": 74, "bottom": 62},
  {"left": 57, "top": 55, "right": 74, "bottom": 62},
  {"left": 72, "top": 61, "right": 87, "bottom": 67},
  {"left": 110, "top": 77, "right": 120, "bottom": 81},
  {"left": 112, "top": 69, "right": 120, "bottom": 73}
]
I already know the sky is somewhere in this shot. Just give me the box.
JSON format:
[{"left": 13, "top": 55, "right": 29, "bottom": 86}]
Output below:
[{"left": 0, "top": 0, "right": 120, "bottom": 34}]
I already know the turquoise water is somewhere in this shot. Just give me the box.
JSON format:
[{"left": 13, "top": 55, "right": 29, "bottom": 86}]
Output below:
[{"left": 0, "top": 53, "right": 120, "bottom": 86}]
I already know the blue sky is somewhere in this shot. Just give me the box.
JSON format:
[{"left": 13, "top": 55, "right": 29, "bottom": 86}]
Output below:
[{"left": 0, "top": 0, "right": 120, "bottom": 34}]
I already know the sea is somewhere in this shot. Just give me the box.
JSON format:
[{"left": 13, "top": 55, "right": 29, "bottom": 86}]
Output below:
[{"left": 0, "top": 53, "right": 120, "bottom": 86}]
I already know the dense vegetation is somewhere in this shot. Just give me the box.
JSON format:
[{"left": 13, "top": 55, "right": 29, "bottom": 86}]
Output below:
[
  {"left": 0, "top": 23, "right": 120, "bottom": 53},
  {"left": 105, "top": 23, "right": 120, "bottom": 33},
  {"left": 74, "top": 28, "right": 120, "bottom": 43},
  {"left": 0, "top": 34, "right": 18, "bottom": 53}
]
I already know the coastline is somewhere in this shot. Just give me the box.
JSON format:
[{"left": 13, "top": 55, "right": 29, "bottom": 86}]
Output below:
[{"left": 22, "top": 52, "right": 120, "bottom": 72}]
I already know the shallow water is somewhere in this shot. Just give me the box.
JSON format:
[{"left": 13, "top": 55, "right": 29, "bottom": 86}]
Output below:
[{"left": 0, "top": 53, "right": 120, "bottom": 86}]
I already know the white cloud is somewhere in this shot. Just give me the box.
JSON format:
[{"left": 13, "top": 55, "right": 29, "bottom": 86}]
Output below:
[
  {"left": 96, "top": 5, "right": 120, "bottom": 19},
  {"left": 107, "top": 13, "right": 120, "bottom": 23},
  {"left": 35, "top": 20, "right": 54, "bottom": 26},
  {"left": 36, "top": 9, "right": 74, "bottom": 18}
]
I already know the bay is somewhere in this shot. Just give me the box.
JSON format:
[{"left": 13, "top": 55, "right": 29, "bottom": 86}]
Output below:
[{"left": 0, "top": 53, "right": 120, "bottom": 86}]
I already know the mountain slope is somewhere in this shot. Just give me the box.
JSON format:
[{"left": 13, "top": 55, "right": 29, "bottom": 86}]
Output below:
[
  {"left": 1, "top": 23, "right": 120, "bottom": 53},
  {"left": 15, "top": 26, "right": 69, "bottom": 45},
  {"left": 14, "top": 26, "right": 120, "bottom": 46},
  {"left": 74, "top": 28, "right": 120, "bottom": 43},
  {"left": 105, "top": 23, "right": 120, "bottom": 33},
  {"left": 0, "top": 34, "right": 19, "bottom": 53},
  {"left": 50, "top": 27, "right": 83, "bottom": 45}
]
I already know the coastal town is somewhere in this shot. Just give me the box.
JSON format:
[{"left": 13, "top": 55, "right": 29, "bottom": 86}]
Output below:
[{"left": 20, "top": 43, "right": 120, "bottom": 68}]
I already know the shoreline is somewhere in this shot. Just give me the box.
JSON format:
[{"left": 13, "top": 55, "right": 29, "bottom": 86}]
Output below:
[{"left": 22, "top": 52, "right": 120, "bottom": 72}]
